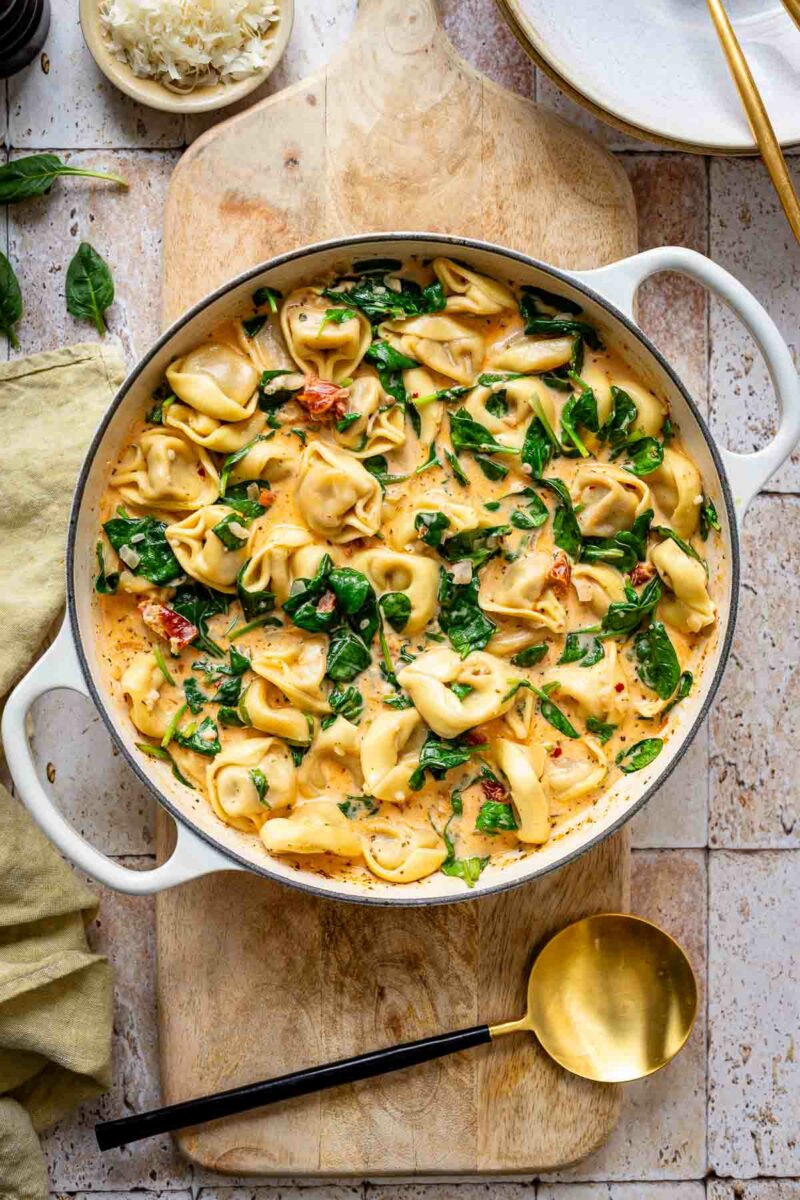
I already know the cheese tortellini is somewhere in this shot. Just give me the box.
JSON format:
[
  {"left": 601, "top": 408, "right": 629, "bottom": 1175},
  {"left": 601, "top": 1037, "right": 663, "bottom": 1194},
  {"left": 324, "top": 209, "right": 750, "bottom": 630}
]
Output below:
[
  {"left": 479, "top": 550, "right": 567, "bottom": 633},
  {"left": 651, "top": 537, "right": 716, "bottom": 633},
  {"left": 111, "top": 429, "right": 219, "bottom": 512},
  {"left": 207, "top": 737, "right": 296, "bottom": 832},
  {"left": 362, "top": 817, "right": 448, "bottom": 883},
  {"left": 649, "top": 448, "right": 703, "bottom": 539},
  {"left": 296, "top": 443, "right": 382, "bottom": 543},
  {"left": 353, "top": 547, "right": 438, "bottom": 634},
  {"left": 166, "top": 505, "right": 252, "bottom": 591},
  {"left": 382, "top": 314, "right": 484, "bottom": 385},
  {"left": 280, "top": 287, "right": 371, "bottom": 382},
  {"left": 260, "top": 799, "right": 362, "bottom": 858},
  {"left": 397, "top": 647, "right": 515, "bottom": 739},
  {"left": 433, "top": 256, "right": 516, "bottom": 315},
  {"left": 166, "top": 341, "right": 260, "bottom": 422},
  {"left": 101, "top": 253, "right": 719, "bottom": 892},
  {"left": 570, "top": 463, "right": 652, "bottom": 538}
]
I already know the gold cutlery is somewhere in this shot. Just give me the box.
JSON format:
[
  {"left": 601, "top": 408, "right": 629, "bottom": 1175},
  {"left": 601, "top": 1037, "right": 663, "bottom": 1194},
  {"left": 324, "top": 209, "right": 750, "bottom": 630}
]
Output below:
[
  {"left": 706, "top": 0, "right": 800, "bottom": 243},
  {"left": 96, "top": 913, "right": 698, "bottom": 1151}
]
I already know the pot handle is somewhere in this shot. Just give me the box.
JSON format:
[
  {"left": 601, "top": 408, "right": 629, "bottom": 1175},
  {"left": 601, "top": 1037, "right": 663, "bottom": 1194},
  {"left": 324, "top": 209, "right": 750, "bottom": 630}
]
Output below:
[
  {"left": 571, "top": 246, "right": 800, "bottom": 526},
  {"left": 1, "top": 620, "right": 238, "bottom": 895}
]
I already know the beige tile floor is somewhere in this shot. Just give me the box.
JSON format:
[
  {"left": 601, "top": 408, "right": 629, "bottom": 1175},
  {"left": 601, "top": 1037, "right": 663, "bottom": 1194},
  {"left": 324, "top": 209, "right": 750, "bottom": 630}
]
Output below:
[{"left": 3, "top": 0, "right": 799, "bottom": 1196}]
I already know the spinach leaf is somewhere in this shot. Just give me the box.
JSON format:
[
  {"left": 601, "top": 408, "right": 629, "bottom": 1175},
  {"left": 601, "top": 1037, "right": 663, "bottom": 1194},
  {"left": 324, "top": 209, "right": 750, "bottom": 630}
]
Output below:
[
  {"left": 326, "top": 627, "right": 371, "bottom": 682},
  {"left": 242, "top": 314, "right": 267, "bottom": 338},
  {"left": 212, "top": 512, "right": 249, "bottom": 551},
  {"left": 519, "top": 284, "right": 583, "bottom": 318},
  {"left": 699, "top": 496, "right": 721, "bottom": 539},
  {"left": 236, "top": 563, "right": 276, "bottom": 622},
  {"left": 338, "top": 794, "right": 380, "bottom": 818},
  {"left": 523, "top": 315, "right": 602, "bottom": 350},
  {"left": 437, "top": 568, "right": 496, "bottom": 658},
  {"left": 135, "top": 741, "right": 195, "bottom": 789},
  {"left": 252, "top": 285, "right": 282, "bottom": 312},
  {"left": 521, "top": 415, "right": 555, "bottom": 478},
  {"left": 560, "top": 379, "right": 599, "bottom": 456},
  {"left": 328, "top": 684, "right": 364, "bottom": 724},
  {"left": 580, "top": 509, "right": 653, "bottom": 573},
  {"left": 507, "top": 486, "right": 549, "bottom": 530},
  {"left": 365, "top": 339, "right": 419, "bottom": 372},
  {"left": 586, "top": 716, "right": 617, "bottom": 745},
  {"left": 283, "top": 554, "right": 338, "bottom": 632},
  {"left": 601, "top": 576, "right": 663, "bottom": 638},
  {"left": 413, "top": 384, "right": 470, "bottom": 409},
  {"left": 536, "top": 477, "right": 583, "bottom": 559},
  {"left": 510, "top": 643, "right": 548, "bottom": 667},
  {"left": 327, "top": 275, "right": 445, "bottom": 323},
  {"left": 663, "top": 670, "right": 693, "bottom": 716},
  {"left": 183, "top": 677, "right": 207, "bottom": 714},
  {"left": 171, "top": 583, "right": 229, "bottom": 658},
  {"left": 212, "top": 674, "right": 243, "bottom": 706},
  {"left": 441, "top": 852, "right": 489, "bottom": 888},
  {"left": 317, "top": 306, "right": 356, "bottom": 337},
  {"left": 409, "top": 731, "right": 481, "bottom": 791},
  {"left": 619, "top": 435, "right": 664, "bottom": 476},
  {"left": 616, "top": 737, "right": 664, "bottom": 773},
  {"left": 506, "top": 679, "right": 580, "bottom": 739},
  {"left": 440, "top": 525, "right": 508, "bottom": 569},
  {"left": 475, "top": 800, "right": 518, "bottom": 834},
  {"left": 558, "top": 632, "right": 604, "bottom": 667},
  {"left": 94, "top": 541, "right": 119, "bottom": 594},
  {"left": 450, "top": 682, "right": 474, "bottom": 701},
  {"left": 383, "top": 692, "right": 415, "bottom": 710},
  {"left": 379, "top": 591, "right": 412, "bottom": 632},
  {"left": 449, "top": 408, "right": 519, "bottom": 457},
  {"left": 634, "top": 620, "right": 681, "bottom": 699},
  {"left": 250, "top": 768, "right": 269, "bottom": 804},
  {"left": 474, "top": 454, "right": 509, "bottom": 482},
  {"left": 444, "top": 448, "right": 469, "bottom": 486},
  {"left": 414, "top": 442, "right": 442, "bottom": 475},
  {"left": 485, "top": 391, "right": 509, "bottom": 418},
  {"left": 600, "top": 386, "right": 639, "bottom": 446},
  {"left": 335, "top": 411, "right": 362, "bottom": 434},
  {"left": 103, "top": 511, "right": 182, "bottom": 585},
  {"left": 174, "top": 716, "right": 221, "bottom": 758},
  {"left": 415, "top": 510, "right": 450, "bottom": 548},
  {"left": 363, "top": 454, "right": 409, "bottom": 491},
  {"left": 330, "top": 566, "right": 379, "bottom": 643},
  {"left": 352, "top": 257, "right": 403, "bottom": 274},
  {"left": 0, "top": 252, "right": 22, "bottom": 348},
  {"left": 65, "top": 242, "right": 114, "bottom": 335},
  {"left": 0, "top": 154, "right": 127, "bottom": 204}
]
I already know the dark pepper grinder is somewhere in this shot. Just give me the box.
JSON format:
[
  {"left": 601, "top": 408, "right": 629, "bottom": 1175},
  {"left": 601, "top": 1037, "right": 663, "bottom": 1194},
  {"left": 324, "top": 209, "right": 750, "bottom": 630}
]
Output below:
[{"left": 0, "top": 0, "right": 50, "bottom": 78}]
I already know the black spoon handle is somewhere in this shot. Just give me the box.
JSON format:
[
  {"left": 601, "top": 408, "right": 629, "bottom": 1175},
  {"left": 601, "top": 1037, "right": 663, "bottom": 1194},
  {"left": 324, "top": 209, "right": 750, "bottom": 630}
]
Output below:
[{"left": 95, "top": 1024, "right": 492, "bottom": 1151}]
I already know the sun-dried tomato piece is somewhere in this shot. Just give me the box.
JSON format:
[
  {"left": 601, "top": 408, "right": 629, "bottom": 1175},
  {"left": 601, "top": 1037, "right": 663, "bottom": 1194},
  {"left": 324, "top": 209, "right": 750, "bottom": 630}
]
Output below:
[
  {"left": 317, "top": 591, "right": 337, "bottom": 614},
  {"left": 259, "top": 489, "right": 275, "bottom": 507},
  {"left": 630, "top": 562, "right": 656, "bottom": 587},
  {"left": 463, "top": 727, "right": 488, "bottom": 746},
  {"left": 481, "top": 777, "right": 508, "bottom": 803},
  {"left": 547, "top": 550, "right": 571, "bottom": 596},
  {"left": 296, "top": 376, "right": 350, "bottom": 421},
  {"left": 139, "top": 602, "right": 197, "bottom": 653}
]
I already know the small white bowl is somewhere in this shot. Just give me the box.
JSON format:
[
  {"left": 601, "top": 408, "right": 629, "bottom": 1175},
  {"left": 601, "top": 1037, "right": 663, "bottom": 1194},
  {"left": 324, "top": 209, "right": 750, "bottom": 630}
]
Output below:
[{"left": 79, "top": 0, "right": 293, "bottom": 115}]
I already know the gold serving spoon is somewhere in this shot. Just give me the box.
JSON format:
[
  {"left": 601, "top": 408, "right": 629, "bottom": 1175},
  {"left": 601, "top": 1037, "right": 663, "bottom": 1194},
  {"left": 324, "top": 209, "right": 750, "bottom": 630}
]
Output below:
[
  {"left": 706, "top": 0, "right": 800, "bottom": 243},
  {"left": 95, "top": 913, "right": 697, "bottom": 1152}
]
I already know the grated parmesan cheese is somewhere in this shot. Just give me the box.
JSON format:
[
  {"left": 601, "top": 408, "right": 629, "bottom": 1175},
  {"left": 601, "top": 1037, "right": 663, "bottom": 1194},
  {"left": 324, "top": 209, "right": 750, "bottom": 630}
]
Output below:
[{"left": 99, "top": 0, "right": 280, "bottom": 92}]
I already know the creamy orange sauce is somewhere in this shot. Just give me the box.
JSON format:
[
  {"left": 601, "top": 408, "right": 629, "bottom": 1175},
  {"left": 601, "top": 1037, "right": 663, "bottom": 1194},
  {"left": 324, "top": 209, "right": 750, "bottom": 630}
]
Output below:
[{"left": 93, "top": 255, "right": 720, "bottom": 888}]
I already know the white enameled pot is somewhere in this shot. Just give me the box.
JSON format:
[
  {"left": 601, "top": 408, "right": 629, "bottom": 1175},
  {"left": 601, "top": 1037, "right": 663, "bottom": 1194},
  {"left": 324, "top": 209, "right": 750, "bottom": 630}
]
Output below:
[{"left": 4, "top": 236, "right": 799, "bottom": 902}]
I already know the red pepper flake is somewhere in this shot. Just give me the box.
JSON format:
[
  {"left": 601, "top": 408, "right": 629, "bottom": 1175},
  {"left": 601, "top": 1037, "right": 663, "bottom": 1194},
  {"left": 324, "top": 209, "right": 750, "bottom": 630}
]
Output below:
[
  {"left": 139, "top": 602, "right": 197, "bottom": 652},
  {"left": 481, "top": 777, "right": 508, "bottom": 803},
  {"left": 615, "top": 682, "right": 625, "bottom": 693},
  {"left": 297, "top": 375, "right": 350, "bottom": 421},
  {"left": 551, "top": 745, "right": 563, "bottom": 758},
  {"left": 547, "top": 551, "right": 571, "bottom": 596},
  {"left": 630, "top": 562, "right": 656, "bottom": 587}
]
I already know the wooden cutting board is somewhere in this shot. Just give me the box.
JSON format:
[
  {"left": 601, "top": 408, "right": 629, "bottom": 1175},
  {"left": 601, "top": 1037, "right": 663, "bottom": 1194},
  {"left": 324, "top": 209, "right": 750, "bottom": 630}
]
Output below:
[{"left": 157, "top": 0, "right": 637, "bottom": 1176}]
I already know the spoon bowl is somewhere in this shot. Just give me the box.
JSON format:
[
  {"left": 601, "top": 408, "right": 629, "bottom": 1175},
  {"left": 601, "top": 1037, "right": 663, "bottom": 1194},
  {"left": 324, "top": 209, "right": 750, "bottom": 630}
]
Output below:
[{"left": 491, "top": 914, "right": 698, "bottom": 1083}]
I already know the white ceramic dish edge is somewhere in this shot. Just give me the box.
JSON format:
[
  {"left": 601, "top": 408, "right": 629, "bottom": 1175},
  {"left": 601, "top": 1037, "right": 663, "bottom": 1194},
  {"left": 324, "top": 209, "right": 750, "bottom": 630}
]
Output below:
[{"left": 3, "top": 239, "right": 799, "bottom": 900}]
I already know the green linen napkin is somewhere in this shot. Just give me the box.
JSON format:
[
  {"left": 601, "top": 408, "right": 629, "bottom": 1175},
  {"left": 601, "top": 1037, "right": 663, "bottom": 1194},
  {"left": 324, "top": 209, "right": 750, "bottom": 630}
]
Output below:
[{"left": 0, "top": 343, "right": 124, "bottom": 1199}]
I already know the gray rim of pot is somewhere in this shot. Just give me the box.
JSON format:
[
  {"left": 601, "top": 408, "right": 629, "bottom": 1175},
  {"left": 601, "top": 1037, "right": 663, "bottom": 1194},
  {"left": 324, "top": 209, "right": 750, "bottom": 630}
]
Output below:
[{"left": 66, "top": 232, "right": 740, "bottom": 906}]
